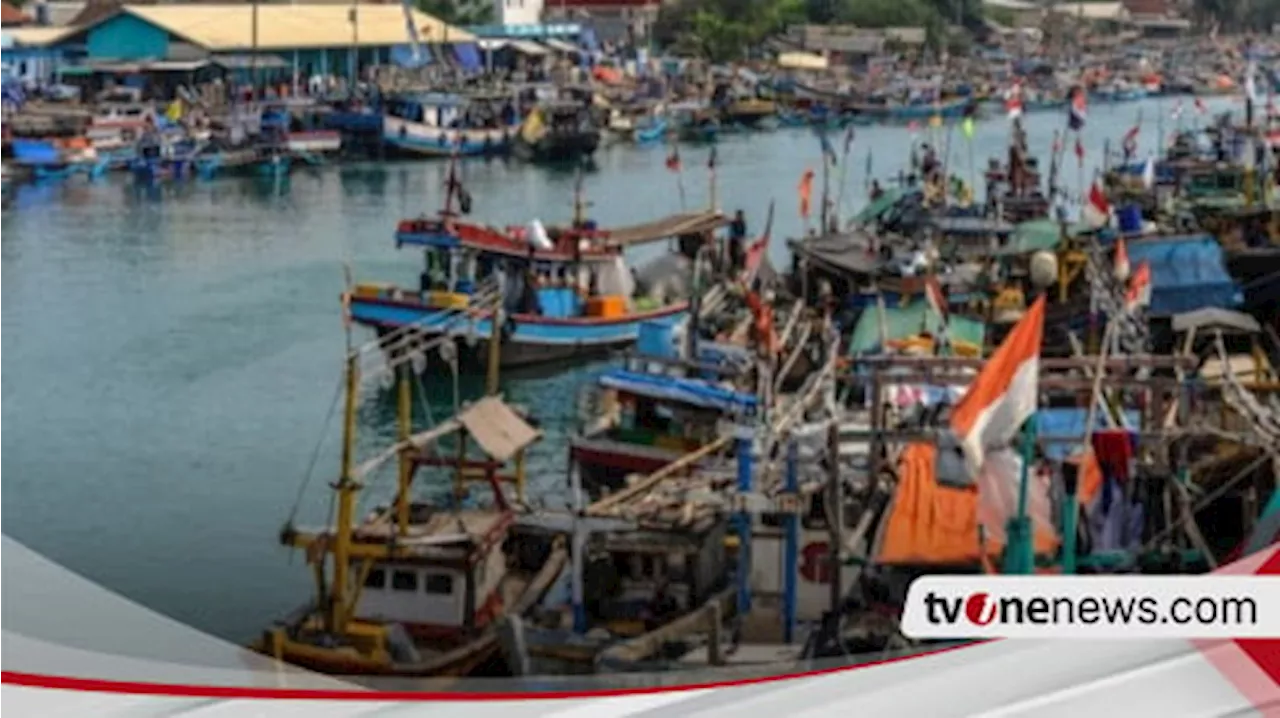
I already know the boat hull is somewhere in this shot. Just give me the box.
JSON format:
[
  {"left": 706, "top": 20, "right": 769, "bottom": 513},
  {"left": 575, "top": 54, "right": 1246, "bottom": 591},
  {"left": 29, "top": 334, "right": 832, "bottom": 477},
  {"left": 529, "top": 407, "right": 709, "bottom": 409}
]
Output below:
[
  {"left": 286, "top": 130, "right": 342, "bottom": 153},
  {"left": 383, "top": 117, "right": 512, "bottom": 158},
  {"left": 512, "top": 130, "right": 601, "bottom": 163},
  {"left": 350, "top": 296, "right": 688, "bottom": 370}
]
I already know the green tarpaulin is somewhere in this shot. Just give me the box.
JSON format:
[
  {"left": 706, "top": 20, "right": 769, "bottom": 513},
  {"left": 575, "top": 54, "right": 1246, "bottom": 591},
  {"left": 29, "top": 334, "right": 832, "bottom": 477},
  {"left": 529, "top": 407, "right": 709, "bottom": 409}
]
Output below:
[{"left": 847, "top": 301, "right": 986, "bottom": 355}]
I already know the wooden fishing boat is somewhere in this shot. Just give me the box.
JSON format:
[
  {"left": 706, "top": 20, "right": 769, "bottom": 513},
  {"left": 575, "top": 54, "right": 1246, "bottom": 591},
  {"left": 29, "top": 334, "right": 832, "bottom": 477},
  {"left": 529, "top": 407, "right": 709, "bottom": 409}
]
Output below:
[
  {"left": 383, "top": 92, "right": 514, "bottom": 158},
  {"left": 9, "top": 137, "right": 109, "bottom": 181},
  {"left": 261, "top": 101, "right": 342, "bottom": 155},
  {"left": 512, "top": 101, "right": 601, "bottom": 164},
  {"left": 254, "top": 337, "right": 567, "bottom": 677},
  {"left": 669, "top": 101, "right": 720, "bottom": 143},
  {"left": 347, "top": 161, "right": 735, "bottom": 371}
]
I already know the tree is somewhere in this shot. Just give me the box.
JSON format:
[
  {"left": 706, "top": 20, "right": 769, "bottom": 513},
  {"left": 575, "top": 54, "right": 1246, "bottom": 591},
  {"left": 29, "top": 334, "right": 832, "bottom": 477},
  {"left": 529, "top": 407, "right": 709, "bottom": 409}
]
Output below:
[{"left": 417, "top": 0, "right": 494, "bottom": 27}]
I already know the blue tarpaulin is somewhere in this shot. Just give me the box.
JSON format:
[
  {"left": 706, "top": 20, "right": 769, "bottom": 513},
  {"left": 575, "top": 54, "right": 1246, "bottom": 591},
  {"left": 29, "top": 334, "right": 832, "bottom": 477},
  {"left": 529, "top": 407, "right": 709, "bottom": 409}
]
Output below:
[
  {"left": 1125, "top": 235, "right": 1242, "bottom": 315},
  {"left": 453, "top": 43, "right": 483, "bottom": 73},
  {"left": 1036, "top": 408, "right": 1142, "bottom": 462},
  {"left": 599, "top": 370, "right": 757, "bottom": 414},
  {"left": 390, "top": 44, "right": 433, "bottom": 68}
]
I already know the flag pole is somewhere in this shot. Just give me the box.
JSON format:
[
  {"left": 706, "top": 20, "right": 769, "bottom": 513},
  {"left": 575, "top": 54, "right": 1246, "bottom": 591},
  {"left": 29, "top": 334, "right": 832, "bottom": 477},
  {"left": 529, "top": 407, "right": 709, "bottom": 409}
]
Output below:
[{"left": 1002, "top": 410, "right": 1039, "bottom": 575}]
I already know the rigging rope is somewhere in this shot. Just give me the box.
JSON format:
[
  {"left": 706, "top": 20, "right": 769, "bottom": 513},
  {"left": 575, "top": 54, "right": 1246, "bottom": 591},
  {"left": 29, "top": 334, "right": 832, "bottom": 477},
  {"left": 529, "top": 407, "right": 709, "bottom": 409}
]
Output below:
[{"left": 287, "top": 371, "right": 347, "bottom": 526}]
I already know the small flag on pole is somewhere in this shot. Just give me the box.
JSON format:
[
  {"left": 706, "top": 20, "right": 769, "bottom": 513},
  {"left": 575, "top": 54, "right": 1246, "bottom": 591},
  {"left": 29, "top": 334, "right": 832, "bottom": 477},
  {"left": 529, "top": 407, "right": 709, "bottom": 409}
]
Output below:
[
  {"left": 798, "top": 168, "right": 815, "bottom": 218},
  {"left": 1113, "top": 236, "right": 1130, "bottom": 280},
  {"left": 1068, "top": 88, "right": 1087, "bottom": 131},
  {"left": 1194, "top": 97, "right": 1207, "bottom": 115},
  {"left": 1126, "top": 261, "right": 1152, "bottom": 311},
  {"left": 1074, "top": 137, "right": 1085, "bottom": 167},
  {"left": 1082, "top": 178, "right": 1112, "bottom": 228},
  {"left": 665, "top": 143, "right": 681, "bottom": 171},
  {"left": 1005, "top": 81, "right": 1024, "bottom": 119}
]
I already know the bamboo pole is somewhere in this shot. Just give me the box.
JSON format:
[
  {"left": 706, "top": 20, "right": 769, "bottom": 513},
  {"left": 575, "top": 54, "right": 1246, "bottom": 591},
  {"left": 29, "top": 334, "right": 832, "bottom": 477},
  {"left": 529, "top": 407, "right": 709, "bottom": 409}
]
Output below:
[{"left": 586, "top": 435, "right": 732, "bottom": 516}]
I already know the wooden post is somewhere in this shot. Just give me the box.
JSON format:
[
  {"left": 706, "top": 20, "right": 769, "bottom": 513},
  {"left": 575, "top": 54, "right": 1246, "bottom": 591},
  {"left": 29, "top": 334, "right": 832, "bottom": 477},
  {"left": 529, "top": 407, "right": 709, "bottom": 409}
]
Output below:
[
  {"left": 454, "top": 431, "right": 468, "bottom": 503},
  {"left": 486, "top": 308, "right": 503, "bottom": 396},
  {"left": 826, "top": 419, "right": 843, "bottom": 615},
  {"left": 515, "top": 447, "right": 527, "bottom": 504},
  {"left": 708, "top": 600, "right": 724, "bottom": 666}
]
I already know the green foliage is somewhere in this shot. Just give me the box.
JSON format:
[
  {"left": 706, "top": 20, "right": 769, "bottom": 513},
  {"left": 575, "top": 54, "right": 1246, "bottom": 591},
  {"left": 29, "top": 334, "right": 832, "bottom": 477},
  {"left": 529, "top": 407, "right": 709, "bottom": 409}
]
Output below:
[
  {"left": 416, "top": 0, "right": 494, "bottom": 27},
  {"left": 655, "top": 0, "right": 806, "bottom": 61},
  {"left": 654, "top": 0, "right": 982, "bottom": 61}
]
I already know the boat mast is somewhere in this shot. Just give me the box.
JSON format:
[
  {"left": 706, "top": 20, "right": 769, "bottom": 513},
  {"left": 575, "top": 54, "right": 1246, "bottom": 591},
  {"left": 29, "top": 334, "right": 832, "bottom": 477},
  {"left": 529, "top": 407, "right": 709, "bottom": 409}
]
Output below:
[
  {"left": 328, "top": 350, "right": 361, "bottom": 633},
  {"left": 395, "top": 360, "right": 413, "bottom": 535},
  {"left": 250, "top": 0, "right": 259, "bottom": 101}
]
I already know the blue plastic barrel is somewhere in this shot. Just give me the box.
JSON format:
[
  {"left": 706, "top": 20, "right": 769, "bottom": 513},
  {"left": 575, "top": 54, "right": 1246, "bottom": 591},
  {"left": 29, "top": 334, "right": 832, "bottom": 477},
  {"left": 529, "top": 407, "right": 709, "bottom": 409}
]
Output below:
[
  {"left": 637, "top": 321, "right": 674, "bottom": 357},
  {"left": 1116, "top": 204, "right": 1142, "bottom": 234}
]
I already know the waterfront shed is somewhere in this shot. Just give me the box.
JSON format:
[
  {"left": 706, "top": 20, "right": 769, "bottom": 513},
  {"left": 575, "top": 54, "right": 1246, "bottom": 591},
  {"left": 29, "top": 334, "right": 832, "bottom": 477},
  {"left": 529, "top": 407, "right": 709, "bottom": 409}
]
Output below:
[{"left": 53, "top": 4, "right": 475, "bottom": 81}]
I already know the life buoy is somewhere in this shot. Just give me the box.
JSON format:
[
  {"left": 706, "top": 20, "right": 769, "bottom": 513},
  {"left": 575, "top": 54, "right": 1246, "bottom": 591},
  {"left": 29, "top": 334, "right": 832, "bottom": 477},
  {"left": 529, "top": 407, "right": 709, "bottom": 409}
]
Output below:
[{"left": 799, "top": 541, "right": 831, "bottom": 584}]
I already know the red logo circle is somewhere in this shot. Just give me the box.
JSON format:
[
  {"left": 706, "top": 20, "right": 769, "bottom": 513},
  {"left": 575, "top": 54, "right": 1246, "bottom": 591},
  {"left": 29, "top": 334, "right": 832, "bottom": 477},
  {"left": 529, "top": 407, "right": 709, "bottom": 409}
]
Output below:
[{"left": 965, "top": 592, "right": 997, "bottom": 625}]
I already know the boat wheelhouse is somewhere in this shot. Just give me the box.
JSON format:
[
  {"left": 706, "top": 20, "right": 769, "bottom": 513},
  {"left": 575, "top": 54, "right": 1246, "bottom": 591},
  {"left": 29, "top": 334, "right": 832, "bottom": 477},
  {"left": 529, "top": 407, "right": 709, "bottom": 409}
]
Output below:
[{"left": 571, "top": 353, "right": 759, "bottom": 501}]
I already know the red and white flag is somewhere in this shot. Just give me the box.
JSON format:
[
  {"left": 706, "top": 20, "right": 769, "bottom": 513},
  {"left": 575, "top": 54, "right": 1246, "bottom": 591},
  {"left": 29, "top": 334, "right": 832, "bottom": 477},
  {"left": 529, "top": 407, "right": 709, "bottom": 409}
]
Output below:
[
  {"left": 950, "top": 295, "right": 1045, "bottom": 476},
  {"left": 1082, "top": 179, "right": 1112, "bottom": 228},
  {"left": 1113, "top": 236, "right": 1130, "bottom": 280},
  {"left": 924, "top": 274, "right": 949, "bottom": 322},
  {"left": 1195, "top": 97, "right": 1207, "bottom": 115},
  {"left": 1005, "top": 82, "right": 1024, "bottom": 119},
  {"left": 1126, "top": 260, "right": 1152, "bottom": 311}
]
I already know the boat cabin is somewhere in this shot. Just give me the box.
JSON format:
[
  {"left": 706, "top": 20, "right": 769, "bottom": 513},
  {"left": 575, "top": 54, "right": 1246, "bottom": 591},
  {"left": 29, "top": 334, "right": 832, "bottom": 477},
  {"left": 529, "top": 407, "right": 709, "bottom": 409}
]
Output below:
[{"left": 571, "top": 364, "right": 758, "bottom": 500}]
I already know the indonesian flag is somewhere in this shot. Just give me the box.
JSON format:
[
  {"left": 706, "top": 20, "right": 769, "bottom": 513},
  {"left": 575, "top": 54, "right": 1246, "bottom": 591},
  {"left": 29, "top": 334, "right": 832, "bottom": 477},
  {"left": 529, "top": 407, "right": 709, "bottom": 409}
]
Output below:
[
  {"left": 1195, "top": 97, "right": 1207, "bottom": 115},
  {"left": 950, "top": 295, "right": 1045, "bottom": 477},
  {"left": 924, "top": 274, "right": 948, "bottom": 322},
  {"left": 1126, "top": 260, "right": 1152, "bottom": 311},
  {"left": 1082, "top": 179, "right": 1112, "bottom": 228},
  {"left": 1114, "top": 236, "right": 1130, "bottom": 280},
  {"left": 1005, "top": 82, "right": 1024, "bottom": 119}
]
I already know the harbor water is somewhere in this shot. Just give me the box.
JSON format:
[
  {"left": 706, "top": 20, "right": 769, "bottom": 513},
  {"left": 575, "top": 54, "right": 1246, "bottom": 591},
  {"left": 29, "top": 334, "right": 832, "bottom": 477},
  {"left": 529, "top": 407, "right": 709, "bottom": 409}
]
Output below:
[{"left": 0, "top": 95, "right": 1244, "bottom": 643}]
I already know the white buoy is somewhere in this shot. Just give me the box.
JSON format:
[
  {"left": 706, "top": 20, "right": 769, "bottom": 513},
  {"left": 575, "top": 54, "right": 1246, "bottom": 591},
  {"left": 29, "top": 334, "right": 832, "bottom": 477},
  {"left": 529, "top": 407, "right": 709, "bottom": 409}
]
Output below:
[
  {"left": 1029, "top": 250, "right": 1059, "bottom": 289},
  {"left": 527, "top": 219, "right": 553, "bottom": 251}
]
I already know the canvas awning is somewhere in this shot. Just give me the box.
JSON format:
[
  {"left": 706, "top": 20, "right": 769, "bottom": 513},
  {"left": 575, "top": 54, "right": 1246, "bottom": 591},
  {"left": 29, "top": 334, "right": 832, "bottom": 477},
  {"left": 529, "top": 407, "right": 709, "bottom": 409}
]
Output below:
[
  {"left": 457, "top": 396, "right": 541, "bottom": 462},
  {"left": 541, "top": 38, "right": 580, "bottom": 54},
  {"left": 777, "top": 51, "right": 828, "bottom": 71},
  {"left": 212, "top": 54, "right": 290, "bottom": 70},
  {"left": 601, "top": 211, "right": 729, "bottom": 248},
  {"left": 1171, "top": 307, "right": 1261, "bottom": 336},
  {"left": 509, "top": 39, "right": 548, "bottom": 55}
]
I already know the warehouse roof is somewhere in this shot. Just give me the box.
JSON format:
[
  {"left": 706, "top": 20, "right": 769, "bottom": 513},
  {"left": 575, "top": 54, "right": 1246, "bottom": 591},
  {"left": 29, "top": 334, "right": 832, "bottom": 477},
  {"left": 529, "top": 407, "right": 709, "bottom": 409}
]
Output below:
[
  {"left": 90, "top": 4, "right": 474, "bottom": 50},
  {"left": 3, "top": 25, "right": 79, "bottom": 46}
]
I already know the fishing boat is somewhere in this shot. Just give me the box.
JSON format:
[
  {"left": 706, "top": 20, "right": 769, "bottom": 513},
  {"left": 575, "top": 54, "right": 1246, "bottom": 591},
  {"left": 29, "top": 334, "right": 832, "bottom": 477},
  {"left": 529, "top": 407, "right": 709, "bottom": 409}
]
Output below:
[
  {"left": 254, "top": 334, "right": 567, "bottom": 677},
  {"left": 713, "top": 83, "right": 777, "bottom": 130},
  {"left": 383, "top": 92, "right": 514, "bottom": 158},
  {"left": 512, "top": 100, "right": 601, "bottom": 164},
  {"left": 261, "top": 100, "right": 342, "bottom": 155},
  {"left": 669, "top": 101, "right": 720, "bottom": 143},
  {"left": 605, "top": 101, "right": 668, "bottom": 145},
  {"left": 9, "top": 137, "right": 109, "bottom": 181},
  {"left": 347, "top": 163, "right": 730, "bottom": 371},
  {"left": 851, "top": 97, "right": 972, "bottom": 123}
]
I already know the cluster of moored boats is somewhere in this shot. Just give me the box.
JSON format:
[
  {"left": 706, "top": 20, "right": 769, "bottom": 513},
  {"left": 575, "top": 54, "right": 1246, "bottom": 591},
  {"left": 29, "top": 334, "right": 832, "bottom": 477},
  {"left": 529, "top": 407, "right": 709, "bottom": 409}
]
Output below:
[{"left": 247, "top": 95, "right": 1280, "bottom": 682}]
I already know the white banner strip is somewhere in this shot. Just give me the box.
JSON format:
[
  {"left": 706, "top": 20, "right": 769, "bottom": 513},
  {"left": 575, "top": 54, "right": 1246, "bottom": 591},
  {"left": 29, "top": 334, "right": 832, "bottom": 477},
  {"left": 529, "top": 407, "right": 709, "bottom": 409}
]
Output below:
[{"left": 901, "top": 576, "right": 1280, "bottom": 639}]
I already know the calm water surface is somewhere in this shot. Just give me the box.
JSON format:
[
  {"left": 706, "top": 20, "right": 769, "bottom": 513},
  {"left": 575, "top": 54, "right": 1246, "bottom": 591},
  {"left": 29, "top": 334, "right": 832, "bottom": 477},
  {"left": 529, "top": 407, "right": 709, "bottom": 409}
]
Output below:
[{"left": 1, "top": 96, "right": 1240, "bottom": 641}]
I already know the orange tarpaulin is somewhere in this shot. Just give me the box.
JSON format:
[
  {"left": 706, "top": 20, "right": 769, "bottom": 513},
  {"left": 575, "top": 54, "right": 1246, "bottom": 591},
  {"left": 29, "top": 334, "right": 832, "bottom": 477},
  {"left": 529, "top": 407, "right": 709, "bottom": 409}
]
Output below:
[
  {"left": 592, "top": 66, "right": 622, "bottom": 84},
  {"left": 875, "top": 443, "right": 1059, "bottom": 566}
]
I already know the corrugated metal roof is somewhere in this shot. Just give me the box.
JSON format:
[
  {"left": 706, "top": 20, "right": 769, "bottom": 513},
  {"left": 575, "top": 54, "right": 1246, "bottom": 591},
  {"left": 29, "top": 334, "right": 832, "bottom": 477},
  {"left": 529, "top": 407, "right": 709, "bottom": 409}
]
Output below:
[
  {"left": 114, "top": 4, "right": 474, "bottom": 51},
  {"left": 3, "top": 25, "right": 78, "bottom": 46}
]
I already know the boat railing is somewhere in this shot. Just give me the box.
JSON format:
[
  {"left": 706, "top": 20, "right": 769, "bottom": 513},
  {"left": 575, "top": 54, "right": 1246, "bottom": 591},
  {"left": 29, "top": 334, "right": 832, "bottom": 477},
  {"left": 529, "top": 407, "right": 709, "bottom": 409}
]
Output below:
[{"left": 353, "top": 278, "right": 503, "bottom": 374}]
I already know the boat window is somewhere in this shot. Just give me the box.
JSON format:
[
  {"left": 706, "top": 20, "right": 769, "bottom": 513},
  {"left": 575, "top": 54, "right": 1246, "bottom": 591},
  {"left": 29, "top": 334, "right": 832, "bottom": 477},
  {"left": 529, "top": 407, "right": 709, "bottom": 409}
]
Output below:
[
  {"left": 391, "top": 570, "right": 418, "bottom": 592},
  {"left": 364, "top": 568, "right": 387, "bottom": 589},
  {"left": 424, "top": 573, "right": 454, "bottom": 595}
]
